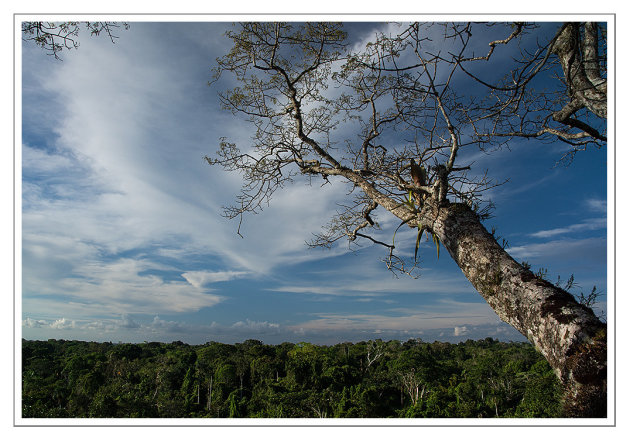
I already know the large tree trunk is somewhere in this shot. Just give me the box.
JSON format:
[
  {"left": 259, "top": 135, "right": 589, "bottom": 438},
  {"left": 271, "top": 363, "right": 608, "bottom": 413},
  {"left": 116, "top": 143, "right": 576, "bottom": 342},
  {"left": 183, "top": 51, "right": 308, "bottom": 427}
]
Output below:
[{"left": 421, "top": 201, "right": 607, "bottom": 417}]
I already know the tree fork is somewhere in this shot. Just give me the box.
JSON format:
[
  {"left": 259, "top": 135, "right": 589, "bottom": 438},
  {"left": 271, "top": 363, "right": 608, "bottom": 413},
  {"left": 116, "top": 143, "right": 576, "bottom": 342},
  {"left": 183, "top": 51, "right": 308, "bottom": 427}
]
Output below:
[
  {"left": 551, "top": 22, "right": 607, "bottom": 120},
  {"left": 421, "top": 201, "right": 606, "bottom": 417}
]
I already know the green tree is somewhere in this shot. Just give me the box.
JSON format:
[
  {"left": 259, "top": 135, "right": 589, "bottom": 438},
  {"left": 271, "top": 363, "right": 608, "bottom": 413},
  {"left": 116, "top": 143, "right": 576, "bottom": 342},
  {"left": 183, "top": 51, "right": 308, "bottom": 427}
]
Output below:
[
  {"left": 88, "top": 389, "right": 119, "bottom": 417},
  {"left": 227, "top": 390, "right": 240, "bottom": 417},
  {"left": 285, "top": 343, "right": 323, "bottom": 390},
  {"left": 514, "top": 360, "right": 563, "bottom": 417}
]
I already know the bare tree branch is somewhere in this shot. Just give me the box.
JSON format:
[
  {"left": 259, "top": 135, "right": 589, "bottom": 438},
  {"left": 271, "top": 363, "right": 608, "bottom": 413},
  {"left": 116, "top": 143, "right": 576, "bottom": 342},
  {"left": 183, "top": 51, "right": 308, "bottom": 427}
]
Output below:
[{"left": 22, "top": 21, "right": 130, "bottom": 59}]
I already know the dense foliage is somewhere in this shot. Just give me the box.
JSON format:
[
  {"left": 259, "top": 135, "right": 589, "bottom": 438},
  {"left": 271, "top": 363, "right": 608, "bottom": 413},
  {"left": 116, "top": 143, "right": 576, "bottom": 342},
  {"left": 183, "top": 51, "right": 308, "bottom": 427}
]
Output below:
[{"left": 22, "top": 337, "right": 562, "bottom": 418}]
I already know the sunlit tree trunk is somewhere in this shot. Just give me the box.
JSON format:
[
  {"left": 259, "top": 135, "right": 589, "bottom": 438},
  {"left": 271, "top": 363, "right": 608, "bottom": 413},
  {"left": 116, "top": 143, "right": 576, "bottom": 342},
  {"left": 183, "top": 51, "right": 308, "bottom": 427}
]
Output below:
[{"left": 422, "top": 201, "right": 607, "bottom": 417}]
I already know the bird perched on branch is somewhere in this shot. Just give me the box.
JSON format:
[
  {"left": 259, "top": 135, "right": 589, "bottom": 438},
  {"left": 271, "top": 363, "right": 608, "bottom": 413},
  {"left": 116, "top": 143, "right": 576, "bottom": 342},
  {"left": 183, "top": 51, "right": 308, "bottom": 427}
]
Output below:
[{"left": 410, "top": 158, "right": 427, "bottom": 206}]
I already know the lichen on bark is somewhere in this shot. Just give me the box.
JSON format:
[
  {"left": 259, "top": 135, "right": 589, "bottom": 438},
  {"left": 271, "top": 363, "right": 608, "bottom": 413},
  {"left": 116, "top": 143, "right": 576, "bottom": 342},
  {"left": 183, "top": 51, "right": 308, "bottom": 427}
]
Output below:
[{"left": 422, "top": 201, "right": 606, "bottom": 417}]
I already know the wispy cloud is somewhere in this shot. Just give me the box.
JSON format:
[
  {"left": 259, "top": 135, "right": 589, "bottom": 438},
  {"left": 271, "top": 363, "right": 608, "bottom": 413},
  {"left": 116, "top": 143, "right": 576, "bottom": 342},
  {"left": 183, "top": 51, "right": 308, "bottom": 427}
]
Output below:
[
  {"left": 291, "top": 300, "right": 500, "bottom": 333},
  {"left": 585, "top": 198, "right": 607, "bottom": 213},
  {"left": 22, "top": 144, "right": 76, "bottom": 174},
  {"left": 267, "top": 264, "right": 475, "bottom": 299},
  {"left": 508, "top": 237, "right": 606, "bottom": 261},
  {"left": 181, "top": 270, "right": 250, "bottom": 288},
  {"left": 529, "top": 217, "right": 606, "bottom": 238},
  {"left": 22, "top": 44, "right": 347, "bottom": 273},
  {"left": 21, "top": 23, "right": 355, "bottom": 327}
]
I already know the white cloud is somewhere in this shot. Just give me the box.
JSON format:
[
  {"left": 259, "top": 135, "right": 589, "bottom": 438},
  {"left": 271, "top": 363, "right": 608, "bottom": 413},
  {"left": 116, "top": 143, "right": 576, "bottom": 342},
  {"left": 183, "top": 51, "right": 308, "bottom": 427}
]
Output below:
[
  {"left": 230, "top": 319, "right": 281, "bottom": 335},
  {"left": 22, "top": 318, "right": 48, "bottom": 328},
  {"left": 454, "top": 325, "right": 469, "bottom": 336},
  {"left": 23, "top": 256, "right": 225, "bottom": 318},
  {"left": 83, "top": 320, "right": 114, "bottom": 331},
  {"left": 585, "top": 198, "right": 607, "bottom": 213},
  {"left": 181, "top": 270, "right": 250, "bottom": 288},
  {"left": 149, "top": 315, "right": 186, "bottom": 333},
  {"left": 50, "top": 318, "right": 76, "bottom": 329},
  {"left": 21, "top": 25, "right": 350, "bottom": 284},
  {"left": 65, "top": 258, "right": 225, "bottom": 314},
  {"left": 508, "top": 237, "right": 606, "bottom": 261},
  {"left": 120, "top": 314, "right": 140, "bottom": 329},
  {"left": 268, "top": 285, "right": 345, "bottom": 296},
  {"left": 529, "top": 217, "right": 606, "bottom": 238},
  {"left": 22, "top": 144, "right": 75, "bottom": 174}
]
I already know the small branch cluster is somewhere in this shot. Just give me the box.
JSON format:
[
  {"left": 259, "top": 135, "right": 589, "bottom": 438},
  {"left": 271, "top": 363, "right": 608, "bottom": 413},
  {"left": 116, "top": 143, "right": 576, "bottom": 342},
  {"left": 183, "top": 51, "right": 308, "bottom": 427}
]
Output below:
[
  {"left": 22, "top": 21, "right": 130, "bottom": 59},
  {"left": 452, "top": 22, "right": 606, "bottom": 161}
]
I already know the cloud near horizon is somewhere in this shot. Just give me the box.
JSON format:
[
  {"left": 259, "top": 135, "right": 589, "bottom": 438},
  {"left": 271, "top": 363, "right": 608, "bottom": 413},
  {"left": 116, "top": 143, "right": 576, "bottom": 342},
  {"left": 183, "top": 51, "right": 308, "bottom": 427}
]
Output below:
[{"left": 22, "top": 313, "right": 525, "bottom": 345}]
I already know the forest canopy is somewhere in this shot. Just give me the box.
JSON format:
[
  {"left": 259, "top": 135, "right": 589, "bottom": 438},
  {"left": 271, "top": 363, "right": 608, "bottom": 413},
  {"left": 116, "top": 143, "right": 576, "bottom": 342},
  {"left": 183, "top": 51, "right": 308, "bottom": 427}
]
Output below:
[{"left": 22, "top": 338, "right": 562, "bottom": 418}]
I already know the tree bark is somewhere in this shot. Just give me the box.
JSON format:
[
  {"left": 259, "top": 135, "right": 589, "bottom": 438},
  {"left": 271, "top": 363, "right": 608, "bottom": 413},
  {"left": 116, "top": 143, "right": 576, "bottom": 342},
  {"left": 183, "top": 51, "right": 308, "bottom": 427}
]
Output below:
[
  {"left": 552, "top": 23, "right": 607, "bottom": 121},
  {"left": 420, "top": 201, "right": 607, "bottom": 417}
]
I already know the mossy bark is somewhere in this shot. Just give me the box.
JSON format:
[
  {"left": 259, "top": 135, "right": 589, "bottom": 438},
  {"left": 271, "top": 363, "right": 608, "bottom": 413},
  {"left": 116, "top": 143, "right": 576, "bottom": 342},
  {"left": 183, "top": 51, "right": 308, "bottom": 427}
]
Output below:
[{"left": 420, "top": 201, "right": 607, "bottom": 417}]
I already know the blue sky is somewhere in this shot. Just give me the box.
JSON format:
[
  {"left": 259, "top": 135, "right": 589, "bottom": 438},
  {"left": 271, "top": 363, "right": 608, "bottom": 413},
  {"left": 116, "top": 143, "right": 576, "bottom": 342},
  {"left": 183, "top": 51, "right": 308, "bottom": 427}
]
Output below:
[{"left": 19, "top": 21, "right": 609, "bottom": 345}]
